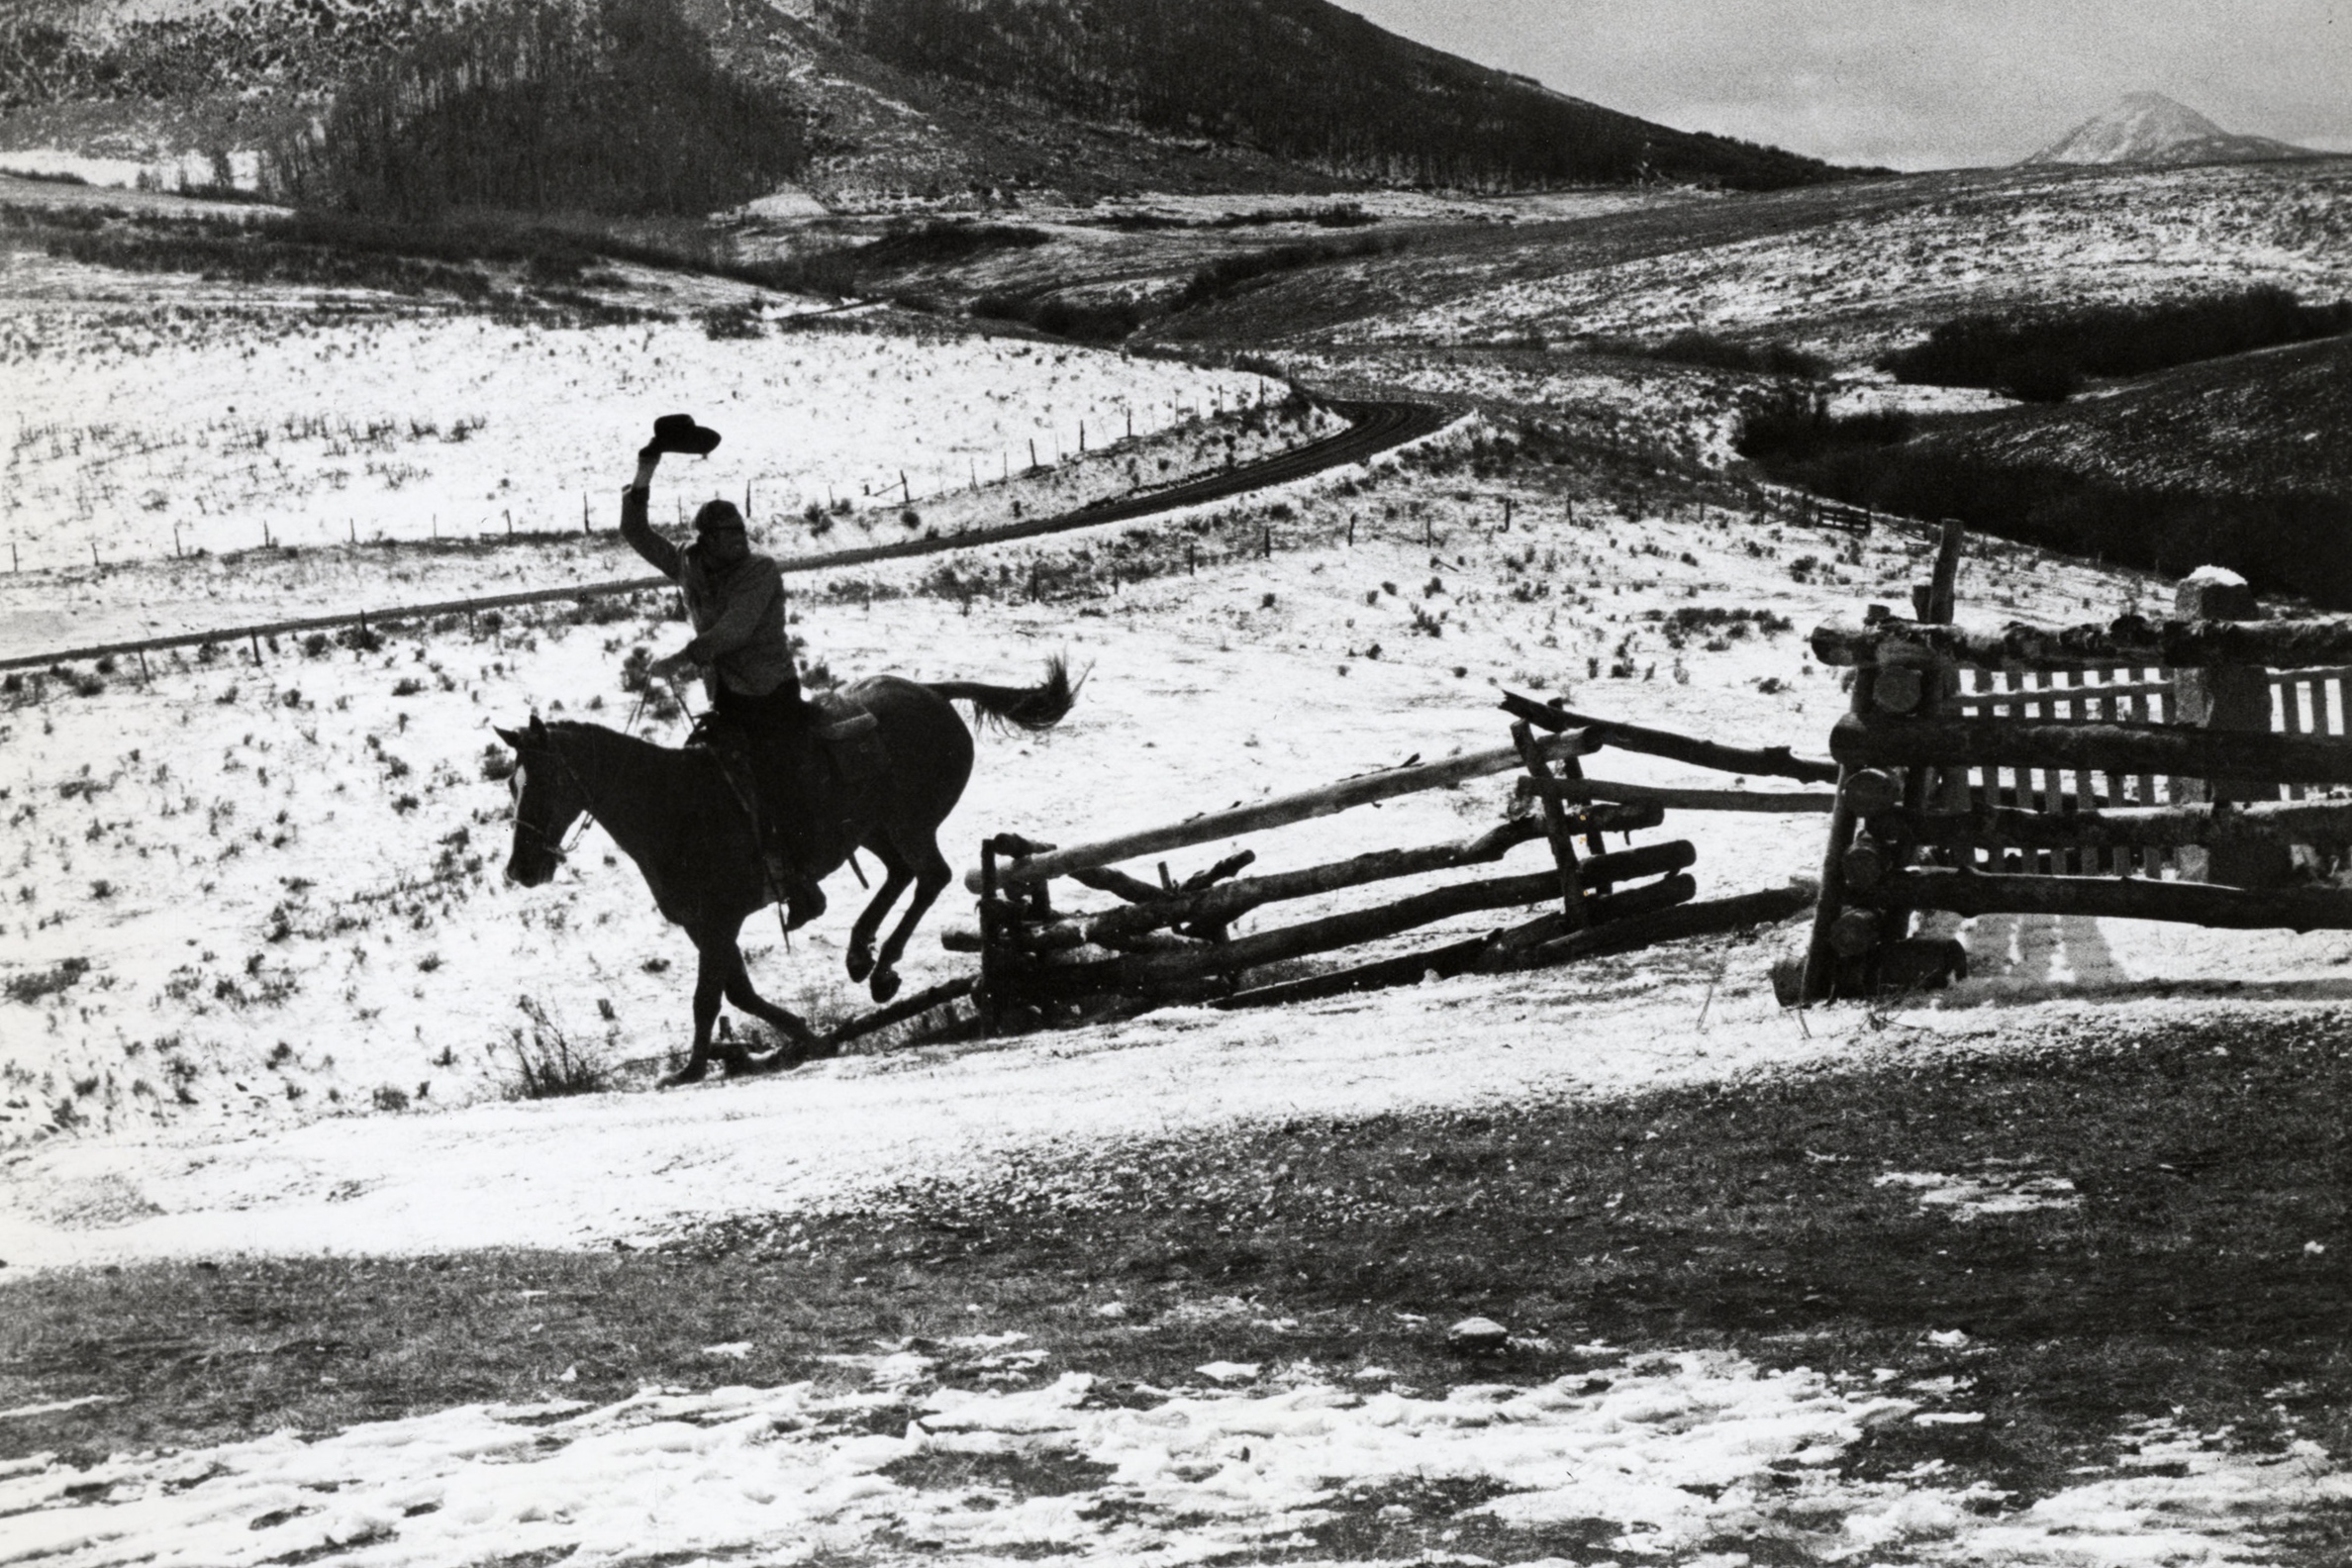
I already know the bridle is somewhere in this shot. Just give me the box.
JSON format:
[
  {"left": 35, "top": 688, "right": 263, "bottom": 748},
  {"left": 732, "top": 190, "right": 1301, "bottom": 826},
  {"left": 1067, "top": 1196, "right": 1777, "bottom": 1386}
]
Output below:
[{"left": 509, "top": 686, "right": 654, "bottom": 866}]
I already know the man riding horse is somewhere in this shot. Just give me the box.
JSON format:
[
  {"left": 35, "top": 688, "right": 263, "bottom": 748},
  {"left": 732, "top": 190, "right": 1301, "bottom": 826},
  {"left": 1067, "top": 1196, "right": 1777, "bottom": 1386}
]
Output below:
[{"left": 621, "top": 415, "right": 828, "bottom": 929}]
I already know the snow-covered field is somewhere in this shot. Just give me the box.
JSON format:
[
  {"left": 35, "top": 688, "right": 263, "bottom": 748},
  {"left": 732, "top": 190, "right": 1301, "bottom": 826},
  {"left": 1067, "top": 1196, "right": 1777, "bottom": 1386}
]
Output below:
[
  {"left": 4, "top": 420, "right": 2327, "bottom": 1211},
  {"left": 0, "top": 278, "right": 1269, "bottom": 573},
  {"left": 7, "top": 176, "right": 2352, "bottom": 1564},
  {"left": 1340, "top": 161, "right": 2352, "bottom": 361},
  {"left": 12, "top": 1334, "right": 2343, "bottom": 1568}
]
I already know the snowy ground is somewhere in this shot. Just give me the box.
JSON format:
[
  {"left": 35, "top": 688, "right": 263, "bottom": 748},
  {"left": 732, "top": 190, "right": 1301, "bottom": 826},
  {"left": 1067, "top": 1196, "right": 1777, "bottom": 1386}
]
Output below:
[
  {"left": 6, "top": 203, "right": 2351, "bottom": 1563},
  {"left": 10, "top": 1333, "right": 2343, "bottom": 1568},
  {"left": 1337, "top": 161, "right": 2352, "bottom": 363},
  {"left": 0, "top": 281, "right": 1268, "bottom": 573},
  {"left": 6, "top": 439, "right": 2337, "bottom": 1219}
]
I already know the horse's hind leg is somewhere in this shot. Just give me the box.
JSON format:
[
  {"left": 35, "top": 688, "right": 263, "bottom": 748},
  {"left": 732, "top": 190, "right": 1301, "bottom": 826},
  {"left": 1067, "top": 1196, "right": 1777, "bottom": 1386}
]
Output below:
[
  {"left": 867, "top": 839, "right": 952, "bottom": 1004},
  {"left": 846, "top": 845, "right": 913, "bottom": 985},
  {"left": 716, "top": 938, "right": 819, "bottom": 1064},
  {"left": 663, "top": 941, "right": 728, "bottom": 1087}
]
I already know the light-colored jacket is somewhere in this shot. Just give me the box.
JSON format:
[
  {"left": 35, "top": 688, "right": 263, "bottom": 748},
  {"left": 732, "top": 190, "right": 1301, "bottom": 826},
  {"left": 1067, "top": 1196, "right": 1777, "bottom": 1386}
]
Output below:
[{"left": 620, "top": 486, "right": 797, "bottom": 699}]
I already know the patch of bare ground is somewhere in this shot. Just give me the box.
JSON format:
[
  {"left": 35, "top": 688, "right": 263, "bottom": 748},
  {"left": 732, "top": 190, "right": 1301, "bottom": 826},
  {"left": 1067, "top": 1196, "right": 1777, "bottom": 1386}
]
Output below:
[{"left": 4, "top": 1008, "right": 2346, "bottom": 1557}]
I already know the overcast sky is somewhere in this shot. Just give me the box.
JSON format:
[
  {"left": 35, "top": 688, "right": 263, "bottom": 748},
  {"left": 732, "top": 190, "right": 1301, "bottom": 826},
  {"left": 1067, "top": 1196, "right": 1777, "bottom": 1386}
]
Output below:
[{"left": 1340, "top": 1, "right": 2352, "bottom": 169}]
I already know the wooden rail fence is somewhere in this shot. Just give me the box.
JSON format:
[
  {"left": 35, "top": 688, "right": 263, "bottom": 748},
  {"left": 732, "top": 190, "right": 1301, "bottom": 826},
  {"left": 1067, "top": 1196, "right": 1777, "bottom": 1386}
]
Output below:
[
  {"left": 1802, "top": 555, "right": 2352, "bottom": 1002},
  {"left": 963, "top": 704, "right": 1829, "bottom": 1026}
]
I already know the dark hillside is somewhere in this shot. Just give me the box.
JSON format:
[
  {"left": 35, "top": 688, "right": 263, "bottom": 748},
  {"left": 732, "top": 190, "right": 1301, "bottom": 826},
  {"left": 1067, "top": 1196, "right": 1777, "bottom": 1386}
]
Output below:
[
  {"left": 270, "top": 0, "right": 805, "bottom": 220},
  {"left": 1739, "top": 338, "right": 2352, "bottom": 606},
  {"left": 812, "top": 0, "right": 1841, "bottom": 192}
]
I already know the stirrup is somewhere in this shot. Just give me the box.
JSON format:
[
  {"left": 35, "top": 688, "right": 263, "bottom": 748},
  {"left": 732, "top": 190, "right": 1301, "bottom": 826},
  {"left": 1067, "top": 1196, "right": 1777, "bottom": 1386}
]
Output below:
[{"left": 782, "top": 875, "right": 826, "bottom": 931}]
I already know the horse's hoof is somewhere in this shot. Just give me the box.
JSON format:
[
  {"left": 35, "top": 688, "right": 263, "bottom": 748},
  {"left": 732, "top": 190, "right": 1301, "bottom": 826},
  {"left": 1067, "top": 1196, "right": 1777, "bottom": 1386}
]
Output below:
[
  {"left": 661, "top": 1065, "right": 708, "bottom": 1088},
  {"left": 870, "top": 967, "right": 901, "bottom": 1005},
  {"left": 845, "top": 945, "right": 875, "bottom": 983}
]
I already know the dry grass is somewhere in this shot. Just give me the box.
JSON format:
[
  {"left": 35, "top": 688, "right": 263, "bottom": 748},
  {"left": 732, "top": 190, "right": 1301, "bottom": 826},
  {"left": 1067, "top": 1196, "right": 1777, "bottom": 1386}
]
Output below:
[{"left": 5, "top": 1005, "right": 2347, "bottom": 1556}]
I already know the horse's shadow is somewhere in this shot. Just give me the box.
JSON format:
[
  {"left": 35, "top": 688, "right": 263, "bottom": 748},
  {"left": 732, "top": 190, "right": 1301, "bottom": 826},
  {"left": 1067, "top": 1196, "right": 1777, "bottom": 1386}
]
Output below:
[{"left": 1926, "top": 910, "right": 2352, "bottom": 1008}]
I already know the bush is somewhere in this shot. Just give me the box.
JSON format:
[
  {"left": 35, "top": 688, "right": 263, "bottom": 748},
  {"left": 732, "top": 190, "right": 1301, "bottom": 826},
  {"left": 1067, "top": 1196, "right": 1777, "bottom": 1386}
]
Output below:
[
  {"left": 970, "top": 290, "right": 1146, "bottom": 343},
  {"left": 1750, "top": 438, "right": 2352, "bottom": 611},
  {"left": 5, "top": 957, "right": 90, "bottom": 1004},
  {"left": 1881, "top": 287, "right": 2352, "bottom": 394},
  {"left": 1169, "top": 235, "right": 1392, "bottom": 312},
  {"left": 1597, "top": 332, "right": 1827, "bottom": 378},
  {"left": 503, "top": 997, "right": 610, "bottom": 1098},
  {"left": 1996, "top": 349, "right": 2082, "bottom": 404},
  {"left": 1734, "top": 390, "right": 1913, "bottom": 465},
  {"left": 700, "top": 303, "right": 764, "bottom": 340}
]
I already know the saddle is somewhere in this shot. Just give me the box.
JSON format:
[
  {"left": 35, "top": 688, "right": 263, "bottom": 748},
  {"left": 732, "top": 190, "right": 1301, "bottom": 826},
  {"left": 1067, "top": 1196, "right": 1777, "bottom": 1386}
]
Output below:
[
  {"left": 810, "top": 691, "right": 886, "bottom": 782},
  {"left": 692, "top": 695, "right": 885, "bottom": 893},
  {"left": 685, "top": 695, "right": 882, "bottom": 778}
]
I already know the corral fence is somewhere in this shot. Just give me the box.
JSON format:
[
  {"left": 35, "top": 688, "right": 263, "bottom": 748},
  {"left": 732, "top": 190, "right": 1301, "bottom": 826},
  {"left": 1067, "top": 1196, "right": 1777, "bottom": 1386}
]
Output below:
[
  {"left": 1802, "top": 535, "right": 2352, "bottom": 1002},
  {"left": 960, "top": 704, "right": 1834, "bottom": 1028}
]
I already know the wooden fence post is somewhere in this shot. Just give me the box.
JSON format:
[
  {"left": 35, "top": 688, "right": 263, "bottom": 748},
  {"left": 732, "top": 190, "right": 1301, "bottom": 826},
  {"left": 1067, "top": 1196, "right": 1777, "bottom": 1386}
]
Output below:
[
  {"left": 2173, "top": 566, "right": 2292, "bottom": 888},
  {"left": 1513, "top": 720, "right": 1589, "bottom": 929},
  {"left": 978, "top": 837, "right": 1003, "bottom": 1036},
  {"left": 1802, "top": 658, "right": 1879, "bottom": 1002}
]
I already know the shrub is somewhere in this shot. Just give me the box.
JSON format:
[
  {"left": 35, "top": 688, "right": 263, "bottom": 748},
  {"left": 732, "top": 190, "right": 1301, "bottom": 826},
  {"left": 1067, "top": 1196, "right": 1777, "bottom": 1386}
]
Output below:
[
  {"left": 1996, "top": 349, "right": 2082, "bottom": 404},
  {"left": 700, "top": 303, "right": 764, "bottom": 340},
  {"left": 1596, "top": 332, "right": 1827, "bottom": 378},
  {"left": 503, "top": 997, "right": 609, "bottom": 1098},
  {"left": 1881, "top": 287, "right": 2352, "bottom": 394},
  {"left": 1734, "top": 390, "right": 1913, "bottom": 465},
  {"left": 1169, "top": 235, "right": 1392, "bottom": 312},
  {"left": 5, "top": 957, "right": 90, "bottom": 1004}
]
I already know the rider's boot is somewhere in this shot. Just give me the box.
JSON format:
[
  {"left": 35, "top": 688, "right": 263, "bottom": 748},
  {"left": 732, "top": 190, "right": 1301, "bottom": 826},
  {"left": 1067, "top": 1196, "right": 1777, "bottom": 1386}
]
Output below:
[
  {"left": 776, "top": 846, "right": 827, "bottom": 931},
  {"left": 761, "top": 716, "right": 828, "bottom": 931}
]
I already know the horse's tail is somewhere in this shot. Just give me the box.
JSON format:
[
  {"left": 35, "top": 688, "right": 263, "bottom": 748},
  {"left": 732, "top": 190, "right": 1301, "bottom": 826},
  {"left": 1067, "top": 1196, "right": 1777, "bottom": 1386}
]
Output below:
[{"left": 926, "top": 654, "right": 1085, "bottom": 734}]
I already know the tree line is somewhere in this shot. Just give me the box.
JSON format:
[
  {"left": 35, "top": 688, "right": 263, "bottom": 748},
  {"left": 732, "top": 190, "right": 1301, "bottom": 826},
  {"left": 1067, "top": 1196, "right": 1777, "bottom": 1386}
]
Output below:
[
  {"left": 1736, "top": 389, "right": 2352, "bottom": 610},
  {"left": 1882, "top": 287, "right": 2352, "bottom": 402},
  {"left": 268, "top": 0, "right": 808, "bottom": 221}
]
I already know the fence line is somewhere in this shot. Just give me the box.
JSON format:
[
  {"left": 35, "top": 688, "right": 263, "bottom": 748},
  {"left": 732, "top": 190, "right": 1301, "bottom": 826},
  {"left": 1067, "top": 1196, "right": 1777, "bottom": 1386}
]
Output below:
[{"left": 0, "top": 396, "right": 1446, "bottom": 673}]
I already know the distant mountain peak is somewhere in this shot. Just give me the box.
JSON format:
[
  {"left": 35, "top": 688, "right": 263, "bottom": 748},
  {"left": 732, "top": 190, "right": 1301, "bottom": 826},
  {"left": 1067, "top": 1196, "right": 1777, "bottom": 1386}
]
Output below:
[{"left": 2023, "top": 92, "right": 2321, "bottom": 168}]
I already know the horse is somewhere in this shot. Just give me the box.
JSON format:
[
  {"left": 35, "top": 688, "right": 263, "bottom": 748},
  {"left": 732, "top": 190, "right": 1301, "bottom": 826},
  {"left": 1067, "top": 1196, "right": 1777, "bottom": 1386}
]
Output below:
[{"left": 496, "top": 658, "right": 1076, "bottom": 1084}]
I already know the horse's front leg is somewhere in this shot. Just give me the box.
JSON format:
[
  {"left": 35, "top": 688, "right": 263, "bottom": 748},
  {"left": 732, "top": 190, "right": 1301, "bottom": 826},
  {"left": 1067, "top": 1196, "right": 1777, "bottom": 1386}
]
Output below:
[{"left": 662, "top": 941, "right": 728, "bottom": 1086}]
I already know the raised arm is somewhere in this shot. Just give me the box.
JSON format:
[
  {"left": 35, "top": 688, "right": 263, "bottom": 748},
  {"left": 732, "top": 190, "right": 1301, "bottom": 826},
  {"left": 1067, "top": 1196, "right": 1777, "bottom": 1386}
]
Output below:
[{"left": 618, "top": 449, "right": 683, "bottom": 580}]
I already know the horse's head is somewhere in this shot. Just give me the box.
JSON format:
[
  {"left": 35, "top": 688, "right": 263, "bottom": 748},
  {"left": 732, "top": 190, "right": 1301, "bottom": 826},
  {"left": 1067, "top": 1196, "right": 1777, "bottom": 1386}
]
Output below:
[{"left": 493, "top": 717, "right": 586, "bottom": 887}]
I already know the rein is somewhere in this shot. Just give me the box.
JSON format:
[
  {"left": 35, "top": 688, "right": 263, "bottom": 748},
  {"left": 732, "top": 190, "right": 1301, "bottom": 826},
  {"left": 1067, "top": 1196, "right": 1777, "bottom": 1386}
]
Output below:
[{"left": 519, "top": 686, "right": 650, "bottom": 862}]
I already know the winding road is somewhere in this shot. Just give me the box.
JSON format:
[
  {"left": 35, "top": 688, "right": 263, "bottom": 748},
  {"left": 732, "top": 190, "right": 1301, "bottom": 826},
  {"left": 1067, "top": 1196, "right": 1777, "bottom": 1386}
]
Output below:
[{"left": 0, "top": 395, "right": 1452, "bottom": 672}]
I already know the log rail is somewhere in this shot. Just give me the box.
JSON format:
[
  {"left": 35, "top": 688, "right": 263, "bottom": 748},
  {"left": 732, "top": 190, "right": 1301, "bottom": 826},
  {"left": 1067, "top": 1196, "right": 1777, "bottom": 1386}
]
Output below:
[
  {"left": 975, "top": 704, "right": 1836, "bottom": 1022},
  {"left": 1802, "top": 566, "right": 2352, "bottom": 1001}
]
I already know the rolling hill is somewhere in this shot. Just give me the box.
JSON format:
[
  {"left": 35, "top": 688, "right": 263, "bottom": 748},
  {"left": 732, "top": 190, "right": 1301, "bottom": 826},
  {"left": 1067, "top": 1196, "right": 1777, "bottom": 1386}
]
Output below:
[{"left": 0, "top": 0, "right": 1847, "bottom": 207}]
